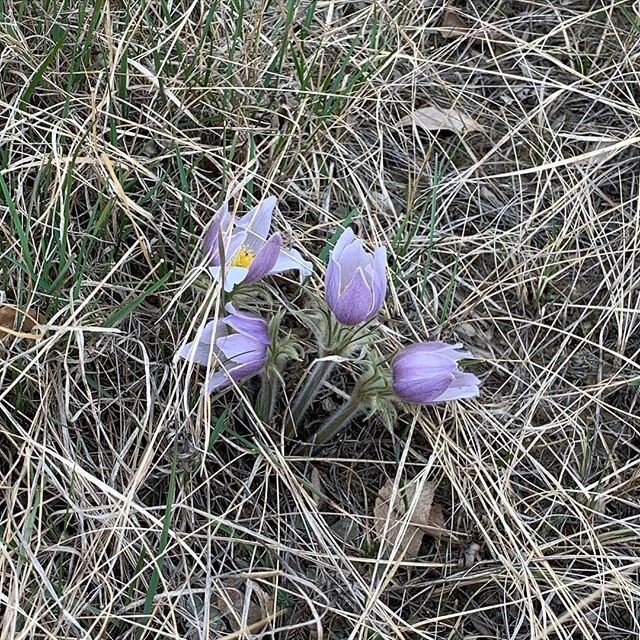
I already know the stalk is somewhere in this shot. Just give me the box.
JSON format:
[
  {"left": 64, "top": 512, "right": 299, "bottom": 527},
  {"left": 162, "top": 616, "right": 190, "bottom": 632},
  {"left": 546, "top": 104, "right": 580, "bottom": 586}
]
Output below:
[
  {"left": 294, "top": 393, "right": 362, "bottom": 454},
  {"left": 259, "top": 370, "right": 279, "bottom": 422},
  {"left": 287, "top": 359, "right": 335, "bottom": 436}
]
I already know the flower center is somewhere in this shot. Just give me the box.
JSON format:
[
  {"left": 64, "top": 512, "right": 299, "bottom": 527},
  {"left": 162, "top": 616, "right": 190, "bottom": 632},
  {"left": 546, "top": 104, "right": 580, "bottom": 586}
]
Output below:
[{"left": 230, "top": 245, "right": 255, "bottom": 268}]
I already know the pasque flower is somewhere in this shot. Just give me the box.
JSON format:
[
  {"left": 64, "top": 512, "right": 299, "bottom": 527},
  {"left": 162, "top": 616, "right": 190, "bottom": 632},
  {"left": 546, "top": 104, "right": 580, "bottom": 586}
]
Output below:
[
  {"left": 325, "top": 228, "right": 387, "bottom": 325},
  {"left": 204, "top": 196, "right": 313, "bottom": 292},
  {"left": 392, "top": 342, "right": 480, "bottom": 404},
  {"left": 176, "top": 304, "right": 270, "bottom": 393}
]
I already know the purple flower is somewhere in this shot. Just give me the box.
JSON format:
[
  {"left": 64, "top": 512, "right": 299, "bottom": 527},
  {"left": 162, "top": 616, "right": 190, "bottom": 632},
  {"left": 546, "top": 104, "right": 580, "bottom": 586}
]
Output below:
[
  {"left": 392, "top": 342, "right": 480, "bottom": 404},
  {"left": 203, "top": 196, "right": 313, "bottom": 292},
  {"left": 325, "top": 228, "right": 387, "bottom": 325},
  {"left": 176, "top": 304, "right": 270, "bottom": 393}
]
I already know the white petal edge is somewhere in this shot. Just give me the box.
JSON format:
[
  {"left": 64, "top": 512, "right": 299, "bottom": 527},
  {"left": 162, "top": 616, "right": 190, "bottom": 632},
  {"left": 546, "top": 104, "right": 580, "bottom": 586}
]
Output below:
[
  {"left": 208, "top": 265, "right": 250, "bottom": 292},
  {"left": 271, "top": 247, "right": 313, "bottom": 279}
]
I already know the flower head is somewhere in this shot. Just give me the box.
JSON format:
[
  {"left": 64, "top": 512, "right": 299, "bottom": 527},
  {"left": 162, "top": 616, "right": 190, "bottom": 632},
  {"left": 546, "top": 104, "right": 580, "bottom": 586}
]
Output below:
[
  {"left": 325, "top": 228, "right": 387, "bottom": 325},
  {"left": 391, "top": 341, "right": 480, "bottom": 404},
  {"left": 176, "top": 304, "right": 270, "bottom": 393},
  {"left": 203, "top": 196, "right": 313, "bottom": 292}
]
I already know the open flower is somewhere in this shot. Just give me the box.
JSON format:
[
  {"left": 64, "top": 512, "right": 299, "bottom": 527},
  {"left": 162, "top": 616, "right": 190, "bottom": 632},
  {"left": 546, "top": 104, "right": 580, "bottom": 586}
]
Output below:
[
  {"left": 203, "top": 196, "right": 313, "bottom": 292},
  {"left": 176, "top": 304, "right": 270, "bottom": 393},
  {"left": 392, "top": 342, "right": 480, "bottom": 404},
  {"left": 325, "top": 228, "right": 387, "bottom": 325}
]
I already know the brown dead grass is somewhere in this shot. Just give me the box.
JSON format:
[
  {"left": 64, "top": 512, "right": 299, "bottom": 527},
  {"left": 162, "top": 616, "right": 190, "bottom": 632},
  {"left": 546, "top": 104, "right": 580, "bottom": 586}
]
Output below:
[{"left": 1, "top": 1, "right": 640, "bottom": 638}]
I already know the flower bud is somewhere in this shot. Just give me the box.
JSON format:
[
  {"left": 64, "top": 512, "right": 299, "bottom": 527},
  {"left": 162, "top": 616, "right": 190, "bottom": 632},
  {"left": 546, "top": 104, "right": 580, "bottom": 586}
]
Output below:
[
  {"left": 325, "top": 228, "right": 386, "bottom": 325},
  {"left": 392, "top": 342, "right": 479, "bottom": 404}
]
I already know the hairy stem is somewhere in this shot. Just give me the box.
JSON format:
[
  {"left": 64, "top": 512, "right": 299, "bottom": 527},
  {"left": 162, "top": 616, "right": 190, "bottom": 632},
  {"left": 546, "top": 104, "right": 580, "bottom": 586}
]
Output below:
[
  {"left": 259, "top": 371, "right": 279, "bottom": 422},
  {"left": 287, "top": 359, "right": 335, "bottom": 436},
  {"left": 294, "top": 393, "right": 362, "bottom": 454}
]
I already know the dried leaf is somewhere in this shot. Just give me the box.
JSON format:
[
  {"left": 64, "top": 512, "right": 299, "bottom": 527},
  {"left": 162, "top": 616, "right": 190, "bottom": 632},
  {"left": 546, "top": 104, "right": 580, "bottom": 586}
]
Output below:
[
  {"left": 215, "top": 576, "right": 274, "bottom": 634},
  {"left": 425, "top": 503, "right": 446, "bottom": 539},
  {"left": 0, "top": 305, "right": 42, "bottom": 343},
  {"left": 309, "top": 467, "right": 325, "bottom": 508},
  {"left": 461, "top": 542, "right": 481, "bottom": 568},
  {"left": 456, "top": 321, "right": 495, "bottom": 360},
  {"left": 397, "top": 106, "right": 483, "bottom": 135},
  {"left": 330, "top": 517, "right": 360, "bottom": 544},
  {"left": 440, "top": 8, "right": 471, "bottom": 38},
  {"left": 374, "top": 478, "right": 443, "bottom": 559},
  {"left": 439, "top": 8, "right": 498, "bottom": 42}
]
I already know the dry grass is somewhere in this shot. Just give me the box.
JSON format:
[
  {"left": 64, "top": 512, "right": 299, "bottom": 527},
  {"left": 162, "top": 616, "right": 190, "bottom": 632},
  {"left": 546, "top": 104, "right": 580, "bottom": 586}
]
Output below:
[{"left": 2, "top": 0, "right": 640, "bottom": 638}]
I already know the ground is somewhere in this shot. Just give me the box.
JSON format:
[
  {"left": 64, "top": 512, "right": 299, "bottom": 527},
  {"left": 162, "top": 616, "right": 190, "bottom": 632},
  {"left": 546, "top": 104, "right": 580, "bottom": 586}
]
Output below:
[{"left": 1, "top": 1, "right": 640, "bottom": 639}]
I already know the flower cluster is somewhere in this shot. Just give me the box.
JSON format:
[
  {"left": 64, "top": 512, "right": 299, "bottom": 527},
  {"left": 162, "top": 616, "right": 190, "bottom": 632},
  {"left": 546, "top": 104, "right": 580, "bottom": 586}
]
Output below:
[{"left": 176, "top": 194, "right": 480, "bottom": 446}]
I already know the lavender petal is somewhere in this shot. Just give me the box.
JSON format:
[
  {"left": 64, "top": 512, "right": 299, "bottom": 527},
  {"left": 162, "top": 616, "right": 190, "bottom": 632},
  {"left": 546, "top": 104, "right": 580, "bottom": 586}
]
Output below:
[
  {"left": 330, "top": 227, "right": 356, "bottom": 263},
  {"left": 325, "top": 256, "right": 342, "bottom": 311},
  {"left": 392, "top": 375, "right": 454, "bottom": 404},
  {"left": 398, "top": 341, "right": 472, "bottom": 362},
  {"left": 203, "top": 203, "right": 231, "bottom": 266},
  {"left": 176, "top": 320, "right": 224, "bottom": 366},
  {"left": 334, "top": 239, "right": 367, "bottom": 288},
  {"left": 271, "top": 247, "right": 313, "bottom": 279},
  {"left": 431, "top": 373, "right": 480, "bottom": 402},
  {"left": 245, "top": 233, "right": 282, "bottom": 283},
  {"left": 222, "top": 304, "right": 270, "bottom": 344},
  {"left": 237, "top": 196, "right": 277, "bottom": 253},
  {"left": 215, "top": 333, "right": 267, "bottom": 364},
  {"left": 330, "top": 267, "right": 374, "bottom": 325}
]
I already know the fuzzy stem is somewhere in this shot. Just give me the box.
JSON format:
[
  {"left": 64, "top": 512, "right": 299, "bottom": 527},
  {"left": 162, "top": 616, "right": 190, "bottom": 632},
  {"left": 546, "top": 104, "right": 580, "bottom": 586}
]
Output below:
[
  {"left": 287, "top": 359, "right": 335, "bottom": 436},
  {"left": 259, "top": 371, "right": 279, "bottom": 422},
  {"left": 294, "top": 393, "right": 362, "bottom": 454}
]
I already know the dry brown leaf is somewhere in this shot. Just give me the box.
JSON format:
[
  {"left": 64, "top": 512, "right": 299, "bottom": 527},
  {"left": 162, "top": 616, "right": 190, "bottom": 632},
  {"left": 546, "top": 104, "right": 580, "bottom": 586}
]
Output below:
[
  {"left": 309, "top": 467, "right": 325, "bottom": 508},
  {"left": 425, "top": 502, "right": 446, "bottom": 539},
  {"left": 440, "top": 8, "right": 471, "bottom": 38},
  {"left": 397, "top": 105, "right": 483, "bottom": 135},
  {"left": 215, "top": 576, "right": 274, "bottom": 634},
  {"left": 456, "top": 321, "right": 495, "bottom": 360},
  {"left": 439, "top": 8, "right": 498, "bottom": 42},
  {"left": 0, "top": 305, "right": 42, "bottom": 343},
  {"left": 461, "top": 542, "right": 481, "bottom": 568},
  {"left": 374, "top": 478, "right": 444, "bottom": 559}
]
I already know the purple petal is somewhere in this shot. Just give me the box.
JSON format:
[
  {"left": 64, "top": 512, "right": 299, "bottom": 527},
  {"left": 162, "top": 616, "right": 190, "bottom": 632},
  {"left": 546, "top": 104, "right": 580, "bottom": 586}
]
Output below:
[
  {"left": 391, "top": 353, "right": 456, "bottom": 384},
  {"left": 245, "top": 233, "right": 282, "bottom": 283},
  {"left": 271, "top": 247, "right": 313, "bottom": 278},
  {"left": 325, "top": 228, "right": 386, "bottom": 323},
  {"left": 392, "top": 374, "right": 454, "bottom": 404},
  {"left": 392, "top": 351, "right": 457, "bottom": 381},
  {"left": 230, "top": 359, "right": 267, "bottom": 380},
  {"left": 205, "top": 370, "right": 233, "bottom": 393},
  {"left": 392, "top": 350, "right": 458, "bottom": 402},
  {"left": 371, "top": 246, "right": 387, "bottom": 311},
  {"left": 335, "top": 239, "right": 367, "bottom": 288},
  {"left": 330, "top": 227, "right": 356, "bottom": 263},
  {"left": 331, "top": 267, "right": 375, "bottom": 325},
  {"left": 176, "top": 320, "right": 224, "bottom": 366},
  {"left": 215, "top": 333, "right": 267, "bottom": 364},
  {"left": 373, "top": 245, "right": 387, "bottom": 278},
  {"left": 205, "top": 361, "right": 264, "bottom": 394},
  {"left": 325, "top": 256, "right": 341, "bottom": 311},
  {"left": 391, "top": 342, "right": 480, "bottom": 404},
  {"left": 203, "top": 204, "right": 231, "bottom": 266},
  {"left": 236, "top": 196, "right": 276, "bottom": 253},
  {"left": 398, "top": 341, "right": 472, "bottom": 362},
  {"left": 222, "top": 304, "right": 270, "bottom": 344},
  {"left": 431, "top": 372, "right": 480, "bottom": 402}
]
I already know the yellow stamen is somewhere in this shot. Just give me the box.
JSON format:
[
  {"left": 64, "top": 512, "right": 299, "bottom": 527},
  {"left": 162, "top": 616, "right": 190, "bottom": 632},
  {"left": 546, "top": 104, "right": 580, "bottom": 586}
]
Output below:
[{"left": 230, "top": 245, "right": 255, "bottom": 268}]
